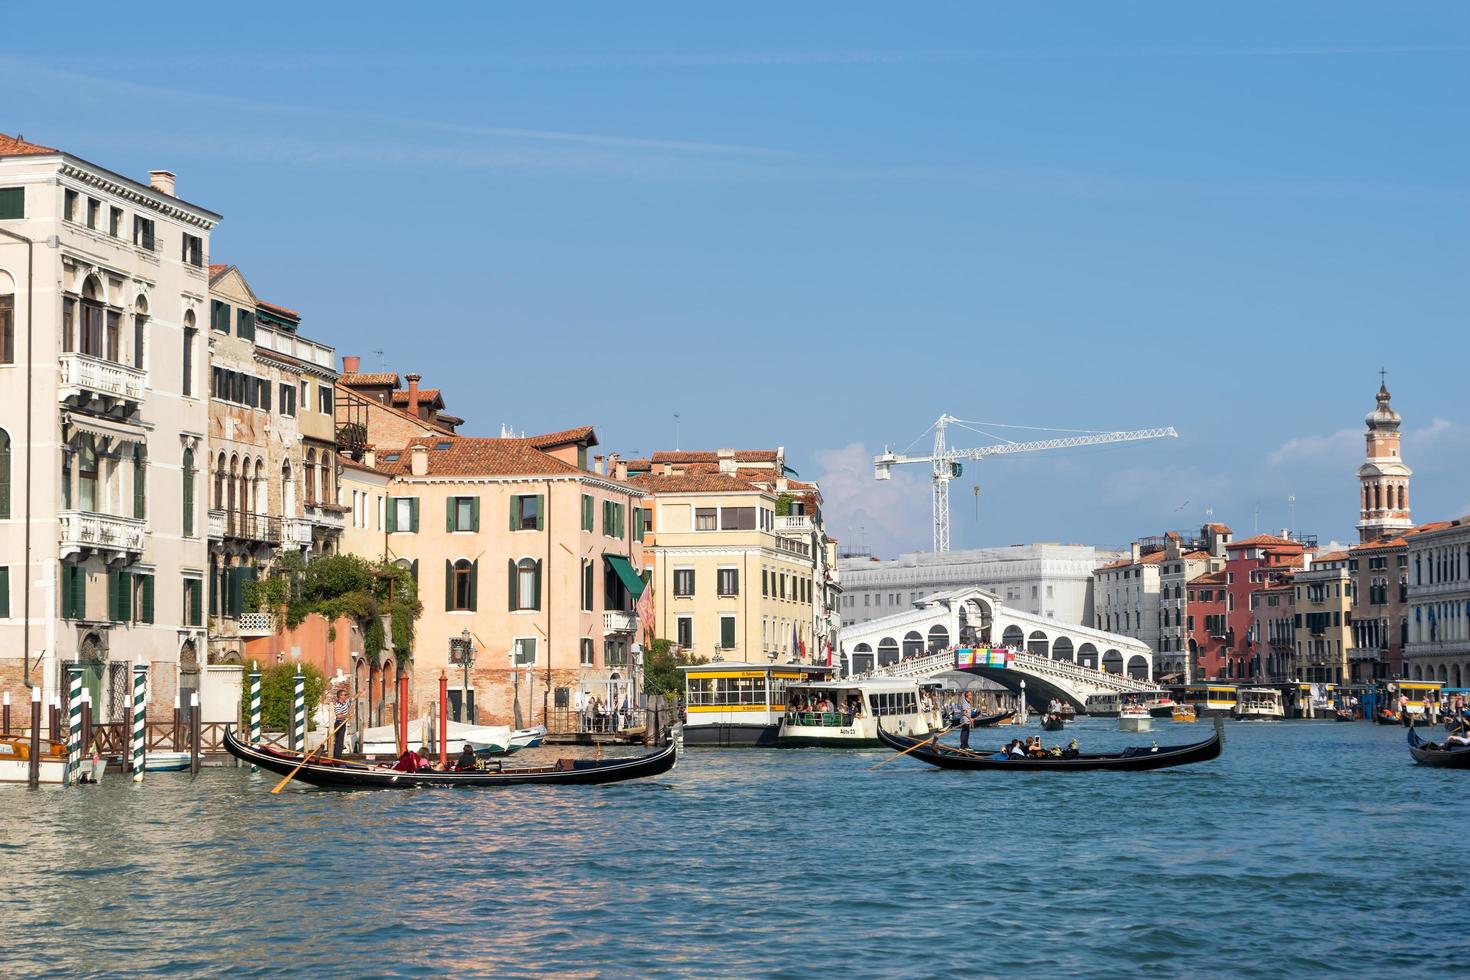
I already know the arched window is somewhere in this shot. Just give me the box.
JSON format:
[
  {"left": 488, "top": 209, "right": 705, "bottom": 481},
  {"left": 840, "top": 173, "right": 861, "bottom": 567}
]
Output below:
[
  {"left": 182, "top": 448, "right": 195, "bottom": 537},
  {"left": 1397, "top": 485, "right": 1407, "bottom": 511},
  {"left": 304, "top": 449, "right": 316, "bottom": 505},
  {"left": 227, "top": 453, "right": 239, "bottom": 517},
  {"left": 253, "top": 459, "right": 265, "bottom": 514},
  {"left": 213, "top": 452, "right": 225, "bottom": 509},
  {"left": 1027, "top": 630, "right": 1049, "bottom": 658},
  {"left": 927, "top": 624, "right": 949, "bottom": 653},
  {"left": 182, "top": 309, "right": 196, "bottom": 397},
  {"left": 78, "top": 275, "right": 104, "bottom": 356},
  {"left": 318, "top": 452, "right": 331, "bottom": 506},
  {"left": 0, "top": 271, "right": 14, "bottom": 364},
  {"left": 902, "top": 631, "right": 923, "bottom": 659},
  {"left": 877, "top": 637, "right": 900, "bottom": 666},
  {"left": 448, "top": 558, "right": 477, "bottom": 611},
  {"left": 512, "top": 557, "right": 541, "bottom": 611},
  {"left": 132, "top": 294, "right": 148, "bottom": 369},
  {"left": 0, "top": 428, "right": 9, "bottom": 518},
  {"left": 281, "top": 460, "right": 295, "bottom": 518}
]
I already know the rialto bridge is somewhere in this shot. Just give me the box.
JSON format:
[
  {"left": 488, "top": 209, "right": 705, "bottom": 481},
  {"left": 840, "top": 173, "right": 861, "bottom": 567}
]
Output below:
[{"left": 838, "top": 586, "right": 1158, "bottom": 710}]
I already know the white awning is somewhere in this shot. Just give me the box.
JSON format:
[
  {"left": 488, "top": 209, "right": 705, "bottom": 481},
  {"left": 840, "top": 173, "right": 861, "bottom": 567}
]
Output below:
[{"left": 63, "top": 413, "right": 147, "bottom": 446}]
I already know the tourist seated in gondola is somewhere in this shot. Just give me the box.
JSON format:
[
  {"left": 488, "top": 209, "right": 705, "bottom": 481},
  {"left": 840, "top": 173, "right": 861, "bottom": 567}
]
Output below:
[
  {"left": 1062, "top": 738, "right": 1080, "bottom": 759},
  {"left": 455, "top": 743, "right": 479, "bottom": 771},
  {"left": 1027, "top": 737, "right": 1046, "bottom": 758},
  {"left": 392, "top": 747, "right": 429, "bottom": 772},
  {"left": 1447, "top": 728, "right": 1470, "bottom": 748}
]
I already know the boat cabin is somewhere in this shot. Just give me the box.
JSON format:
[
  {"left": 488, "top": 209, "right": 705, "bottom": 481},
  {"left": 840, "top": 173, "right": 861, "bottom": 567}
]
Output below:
[
  {"left": 1392, "top": 680, "right": 1445, "bottom": 717},
  {"left": 680, "top": 661, "right": 833, "bottom": 747},
  {"left": 1234, "top": 687, "right": 1286, "bottom": 720},
  {"left": 777, "top": 678, "right": 942, "bottom": 747},
  {"left": 1172, "top": 684, "right": 1238, "bottom": 718}
]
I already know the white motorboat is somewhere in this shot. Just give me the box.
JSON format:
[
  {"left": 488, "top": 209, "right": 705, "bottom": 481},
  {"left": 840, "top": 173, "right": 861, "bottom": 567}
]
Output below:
[
  {"left": 1118, "top": 704, "right": 1153, "bottom": 732},
  {"left": 777, "top": 678, "right": 945, "bottom": 748},
  {"left": 0, "top": 737, "right": 66, "bottom": 784},
  {"left": 359, "top": 718, "right": 516, "bottom": 757},
  {"left": 509, "top": 725, "right": 547, "bottom": 750},
  {"left": 1234, "top": 687, "right": 1286, "bottom": 721}
]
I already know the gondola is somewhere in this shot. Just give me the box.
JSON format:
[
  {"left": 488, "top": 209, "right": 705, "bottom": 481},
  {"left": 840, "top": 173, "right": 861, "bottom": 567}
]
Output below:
[
  {"left": 1334, "top": 709, "right": 1357, "bottom": 723},
  {"left": 223, "top": 727, "right": 678, "bottom": 789},
  {"left": 1040, "top": 714, "right": 1066, "bottom": 732},
  {"left": 1406, "top": 727, "right": 1470, "bottom": 769},
  {"left": 1374, "top": 710, "right": 1401, "bottom": 726},
  {"left": 875, "top": 718, "right": 1223, "bottom": 772},
  {"left": 973, "top": 710, "right": 1014, "bottom": 728}
]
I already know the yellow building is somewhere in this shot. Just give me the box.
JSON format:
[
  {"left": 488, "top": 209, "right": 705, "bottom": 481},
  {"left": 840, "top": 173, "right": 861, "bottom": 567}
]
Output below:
[
  {"left": 1294, "top": 551, "right": 1354, "bottom": 684},
  {"left": 630, "top": 471, "right": 820, "bottom": 662}
]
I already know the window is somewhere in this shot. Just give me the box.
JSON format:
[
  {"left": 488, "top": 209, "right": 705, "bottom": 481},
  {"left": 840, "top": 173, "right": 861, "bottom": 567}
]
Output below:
[
  {"left": 182, "top": 233, "right": 203, "bottom": 267},
  {"left": 109, "top": 206, "right": 122, "bottom": 237},
  {"left": 513, "top": 637, "right": 537, "bottom": 666},
  {"left": 0, "top": 430, "right": 7, "bottom": 520},
  {"left": 511, "top": 558, "right": 542, "bottom": 611},
  {"left": 0, "top": 289, "right": 12, "bottom": 364},
  {"left": 446, "top": 558, "right": 477, "bottom": 611},
  {"left": 601, "top": 499, "right": 624, "bottom": 537},
  {"left": 673, "top": 568, "right": 695, "bottom": 597},
  {"left": 236, "top": 308, "right": 255, "bottom": 340},
  {"left": 132, "top": 573, "right": 155, "bottom": 624},
  {"left": 762, "top": 569, "right": 768, "bottom": 598},
  {"left": 0, "top": 187, "right": 23, "bottom": 219},
  {"left": 61, "top": 563, "right": 86, "bottom": 619},
  {"left": 132, "top": 215, "right": 155, "bottom": 251},
  {"left": 181, "top": 317, "right": 196, "bottom": 397},
  {"left": 0, "top": 566, "right": 8, "bottom": 618},
  {"left": 108, "top": 569, "right": 134, "bottom": 623},
  {"left": 86, "top": 197, "right": 100, "bottom": 229},
  {"left": 181, "top": 449, "right": 195, "bottom": 537},
  {"left": 447, "top": 495, "right": 479, "bottom": 532},
  {"left": 580, "top": 637, "right": 594, "bottom": 666},
  {"left": 606, "top": 640, "right": 626, "bottom": 667},
  {"left": 317, "top": 384, "right": 332, "bottom": 414},
  {"left": 720, "top": 507, "right": 756, "bottom": 530},
  {"left": 132, "top": 445, "right": 146, "bottom": 519},
  {"left": 676, "top": 616, "right": 693, "bottom": 649},
  {"left": 210, "top": 300, "right": 229, "bottom": 333},
  {"left": 695, "top": 508, "right": 717, "bottom": 531},
  {"left": 77, "top": 437, "right": 98, "bottom": 512},
  {"left": 719, "top": 614, "right": 737, "bottom": 650},
  {"left": 717, "top": 568, "right": 739, "bottom": 597},
  {"left": 581, "top": 493, "right": 594, "bottom": 532},
  {"left": 388, "top": 497, "right": 419, "bottom": 533},
  {"left": 582, "top": 560, "right": 594, "bottom": 611},
  {"left": 279, "top": 382, "right": 296, "bottom": 416},
  {"left": 64, "top": 189, "right": 78, "bottom": 222},
  {"left": 183, "top": 578, "right": 202, "bottom": 626},
  {"left": 512, "top": 494, "right": 543, "bottom": 531}
]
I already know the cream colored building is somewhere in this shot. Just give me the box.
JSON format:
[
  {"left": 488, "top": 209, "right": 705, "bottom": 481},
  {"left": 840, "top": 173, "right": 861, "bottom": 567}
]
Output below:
[
  {"left": 0, "top": 133, "right": 217, "bottom": 719},
  {"left": 631, "top": 472, "right": 821, "bottom": 662},
  {"left": 1294, "top": 552, "right": 1353, "bottom": 684}
]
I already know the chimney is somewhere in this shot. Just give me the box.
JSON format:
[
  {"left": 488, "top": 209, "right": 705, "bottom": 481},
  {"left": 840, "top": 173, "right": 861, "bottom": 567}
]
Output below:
[
  {"left": 717, "top": 448, "right": 736, "bottom": 474},
  {"left": 148, "top": 170, "right": 176, "bottom": 196},
  {"left": 342, "top": 355, "right": 361, "bottom": 374},
  {"left": 593, "top": 454, "right": 605, "bottom": 475},
  {"left": 1130, "top": 542, "right": 1141, "bottom": 562},
  {"left": 614, "top": 458, "right": 628, "bottom": 481},
  {"left": 410, "top": 443, "right": 428, "bottom": 476},
  {"left": 405, "top": 373, "right": 421, "bottom": 419},
  {"left": 363, "top": 448, "right": 376, "bottom": 468},
  {"left": 606, "top": 452, "right": 620, "bottom": 478}
]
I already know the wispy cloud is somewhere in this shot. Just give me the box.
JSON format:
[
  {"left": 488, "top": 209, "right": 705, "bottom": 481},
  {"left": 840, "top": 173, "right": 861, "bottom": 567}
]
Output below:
[
  {"left": 1267, "top": 428, "right": 1359, "bottom": 467},
  {"left": 811, "top": 442, "right": 932, "bottom": 558}
]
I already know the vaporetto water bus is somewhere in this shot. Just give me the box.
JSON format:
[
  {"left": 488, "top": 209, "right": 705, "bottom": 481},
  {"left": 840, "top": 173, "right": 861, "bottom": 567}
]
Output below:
[
  {"left": 1233, "top": 687, "right": 1286, "bottom": 721},
  {"left": 1173, "top": 684, "right": 1238, "bottom": 719},
  {"left": 680, "top": 661, "right": 833, "bottom": 747},
  {"left": 777, "top": 678, "right": 944, "bottom": 748}
]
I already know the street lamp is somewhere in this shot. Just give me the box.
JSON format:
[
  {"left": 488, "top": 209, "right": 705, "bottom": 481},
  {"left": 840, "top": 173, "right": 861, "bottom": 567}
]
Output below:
[{"left": 449, "top": 629, "right": 475, "bottom": 723}]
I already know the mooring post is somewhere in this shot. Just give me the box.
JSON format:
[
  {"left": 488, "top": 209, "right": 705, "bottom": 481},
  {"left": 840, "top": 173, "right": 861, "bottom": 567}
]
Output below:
[
  {"left": 3, "top": 690, "right": 10, "bottom": 735},
  {"left": 79, "top": 687, "right": 93, "bottom": 785},
  {"left": 190, "top": 691, "right": 201, "bottom": 775},
  {"left": 131, "top": 661, "right": 148, "bottom": 783},
  {"left": 291, "top": 665, "right": 305, "bottom": 753},
  {"left": 27, "top": 685, "right": 42, "bottom": 788},
  {"left": 172, "top": 693, "right": 182, "bottom": 750},
  {"left": 248, "top": 660, "right": 261, "bottom": 746},
  {"left": 438, "top": 671, "right": 448, "bottom": 770},
  {"left": 397, "top": 670, "right": 409, "bottom": 756},
  {"left": 49, "top": 695, "right": 59, "bottom": 743}
]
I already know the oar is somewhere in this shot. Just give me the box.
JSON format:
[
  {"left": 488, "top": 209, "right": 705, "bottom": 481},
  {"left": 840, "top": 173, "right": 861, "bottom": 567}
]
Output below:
[
  {"left": 869, "top": 724, "right": 957, "bottom": 770},
  {"left": 270, "top": 717, "right": 348, "bottom": 795}
]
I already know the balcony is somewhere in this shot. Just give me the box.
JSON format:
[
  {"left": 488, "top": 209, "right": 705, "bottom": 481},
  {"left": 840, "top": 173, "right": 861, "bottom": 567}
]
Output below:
[
  {"left": 60, "top": 510, "right": 146, "bottom": 558},
  {"left": 238, "top": 612, "right": 276, "bottom": 637},
  {"left": 283, "top": 519, "right": 314, "bottom": 547},
  {"left": 604, "top": 610, "right": 638, "bottom": 634},
  {"left": 209, "top": 509, "right": 282, "bottom": 545},
  {"left": 303, "top": 503, "right": 346, "bottom": 531},
  {"left": 774, "top": 515, "right": 814, "bottom": 536},
  {"left": 58, "top": 352, "right": 146, "bottom": 405}
]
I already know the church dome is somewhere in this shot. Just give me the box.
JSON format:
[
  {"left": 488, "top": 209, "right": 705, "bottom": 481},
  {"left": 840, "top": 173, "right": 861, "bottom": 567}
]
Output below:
[{"left": 1365, "top": 383, "right": 1401, "bottom": 429}]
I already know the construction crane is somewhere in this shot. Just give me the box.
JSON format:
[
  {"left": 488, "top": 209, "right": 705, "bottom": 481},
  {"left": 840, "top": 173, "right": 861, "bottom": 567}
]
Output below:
[{"left": 874, "top": 415, "right": 1179, "bottom": 553}]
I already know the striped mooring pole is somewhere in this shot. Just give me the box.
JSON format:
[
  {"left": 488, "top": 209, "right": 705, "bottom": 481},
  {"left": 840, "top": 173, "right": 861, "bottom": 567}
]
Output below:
[
  {"left": 248, "top": 661, "right": 262, "bottom": 746},
  {"left": 291, "top": 665, "right": 305, "bottom": 753},
  {"left": 130, "top": 662, "right": 148, "bottom": 783},
  {"left": 65, "top": 664, "right": 83, "bottom": 787}
]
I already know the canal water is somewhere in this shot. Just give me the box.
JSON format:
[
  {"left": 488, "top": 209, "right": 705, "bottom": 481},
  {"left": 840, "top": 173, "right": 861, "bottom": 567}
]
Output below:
[{"left": 2, "top": 720, "right": 1466, "bottom": 978}]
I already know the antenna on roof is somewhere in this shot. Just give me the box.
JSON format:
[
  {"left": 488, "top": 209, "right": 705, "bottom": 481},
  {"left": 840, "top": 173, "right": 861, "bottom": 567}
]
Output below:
[
  {"left": 374, "top": 348, "right": 385, "bottom": 371},
  {"left": 674, "top": 412, "right": 681, "bottom": 451}
]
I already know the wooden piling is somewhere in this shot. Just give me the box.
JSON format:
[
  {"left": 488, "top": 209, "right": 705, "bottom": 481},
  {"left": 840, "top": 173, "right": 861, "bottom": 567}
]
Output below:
[
  {"left": 190, "top": 691, "right": 201, "bottom": 775},
  {"left": 27, "top": 686, "right": 41, "bottom": 789}
]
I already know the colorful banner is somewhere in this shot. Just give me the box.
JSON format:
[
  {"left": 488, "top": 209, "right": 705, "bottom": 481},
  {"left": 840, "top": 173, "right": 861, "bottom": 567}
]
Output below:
[{"left": 954, "top": 646, "right": 1014, "bottom": 669}]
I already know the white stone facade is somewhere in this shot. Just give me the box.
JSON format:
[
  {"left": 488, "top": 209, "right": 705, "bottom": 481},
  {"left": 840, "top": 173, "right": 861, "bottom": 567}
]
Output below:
[{"left": 1405, "top": 517, "right": 1470, "bottom": 688}]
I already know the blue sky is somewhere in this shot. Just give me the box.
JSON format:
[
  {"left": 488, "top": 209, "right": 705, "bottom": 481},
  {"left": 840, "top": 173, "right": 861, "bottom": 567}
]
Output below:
[{"left": 7, "top": 3, "right": 1468, "bottom": 555}]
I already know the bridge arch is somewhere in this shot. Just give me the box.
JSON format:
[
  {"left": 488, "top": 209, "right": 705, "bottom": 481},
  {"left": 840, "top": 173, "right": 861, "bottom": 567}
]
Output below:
[
  {"left": 1027, "top": 630, "right": 1049, "bottom": 658},
  {"left": 927, "top": 624, "right": 949, "bottom": 653},
  {"left": 1127, "top": 655, "right": 1149, "bottom": 680},
  {"left": 1077, "top": 643, "right": 1098, "bottom": 669},
  {"left": 1052, "top": 637, "right": 1074, "bottom": 662},
  {"left": 877, "top": 637, "right": 899, "bottom": 667},
  {"left": 1001, "top": 625, "right": 1024, "bottom": 648},
  {"left": 902, "top": 631, "right": 923, "bottom": 659},
  {"left": 961, "top": 597, "right": 994, "bottom": 646},
  {"left": 1102, "top": 649, "right": 1124, "bottom": 674}
]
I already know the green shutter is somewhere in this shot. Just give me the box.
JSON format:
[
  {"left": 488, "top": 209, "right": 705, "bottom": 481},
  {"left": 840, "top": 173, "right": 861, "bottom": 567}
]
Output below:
[
  {"left": 468, "top": 559, "right": 478, "bottom": 612},
  {"left": 409, "top": 498, "right": 420, "bottom": 532},
  {"left": 227, "top": 567, "right": 242, "bottom": 618},
  {"left": 0, "top": 567, "right": 9, "bottom": 618},
  {"left": 602, "top": 500, "right": 611, "bottom": 536},
  {"left": 508, "top": 559, "right": 517, "bottom": 610},
  {"left": 721, "top": 616, "right": 735, "bottom": 649},
  {"left": 386, "top": 499, "right": 397, "bottom": 533},
  {"left": 410, "top": 559, "right": 419, "bottom": 584},
  {"left": 140, "top": 574, "right": 154, "bottom": 624},
  {"left": 616, "top": 503, "right": 625, "bottom": 538},
  {"left": 110, "top": 570, "right": 131, "bottom": 622},
  {"left": 133, "top": 450, "right": 146, "bottom": 520},
  {"left": 445, "top": 559, "right": 453, "bottom": 611},
  {"left": 510, "top": 497, "right": 518, "bottom": 531},
  {"left": 535, "top": 495, "right": 545, "bottom": 531},
  {"left": 470, "top": 496, "right": 480, "bottom": 532},
  {"left": 188, "top": 579, "right": 202, "bottom": 626},
  {"left": 446, "top": 497, "right": 454, "bottom": 532},
  {"left": 533, "top": 559, "right": 542, "bottom": 609},
  {"left": 181, "top": 453, "right": 194, "bottom": 537}
]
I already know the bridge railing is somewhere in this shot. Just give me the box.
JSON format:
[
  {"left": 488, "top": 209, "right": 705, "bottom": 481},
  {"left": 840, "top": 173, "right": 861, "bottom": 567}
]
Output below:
[{"left": 869, "top": 647, "right": 1158, "bottom": 694}]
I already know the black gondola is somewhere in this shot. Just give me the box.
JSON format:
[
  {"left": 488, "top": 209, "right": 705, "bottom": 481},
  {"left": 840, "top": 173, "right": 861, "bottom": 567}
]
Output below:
[
  {"left": 1040, "top": 714, "right": 1066, "bottom": 731},
  {"left": 1406, "top": 727, "right": 1470, "bottom": 768},
  {"left": 223, "top": 727, "right": 678, "bottom": 789},
  {"left": 974, "top": 710, "right": 1015, "bottom": 728},
  {"left": 875, "top": 718, "right": 1223, "bottom": 772}
]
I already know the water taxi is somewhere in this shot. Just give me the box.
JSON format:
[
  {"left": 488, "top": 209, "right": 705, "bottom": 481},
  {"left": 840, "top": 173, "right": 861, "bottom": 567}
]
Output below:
[
  {"left": 1173, "top": 684, "right": 1238, "bottom": 719},
  {"left": 681, "top": 661, "right": 833, "bottom": 747},
  {"left": 777, "top": 678, "right": 942, "bottom": 747},
  {"left": 0, "top": 736, "right": 66, "bottom": 784},
  {"left": 1172, "top": 704, "right": 1198, "bottom": 723},
  {"left": 1118, "top": 703, "right": 1152, "bottom": 732},
  {"left": 1233, "top": 687, "right": 1286, "bottom": 721},
  {"left": 1084, "top": 691, "right": 1176, "bottom": 718}
]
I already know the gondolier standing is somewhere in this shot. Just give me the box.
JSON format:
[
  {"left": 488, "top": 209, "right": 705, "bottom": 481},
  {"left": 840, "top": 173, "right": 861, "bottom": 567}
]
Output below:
[
  {"left": 959, "top": 692, "right": 974, "bottom": 750},
  {"left": 332, "top": 687, "right": 351, "bottom": 758}
]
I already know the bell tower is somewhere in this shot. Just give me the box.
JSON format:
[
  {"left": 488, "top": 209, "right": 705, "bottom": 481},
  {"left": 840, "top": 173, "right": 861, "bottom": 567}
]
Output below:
[{"left": 1356, "top": 372, "right": 1412, "bottom": 543}]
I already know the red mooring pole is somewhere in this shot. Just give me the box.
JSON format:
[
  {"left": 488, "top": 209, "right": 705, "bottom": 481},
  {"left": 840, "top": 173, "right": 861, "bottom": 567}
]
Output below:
[
  {"left": 397, "top": 669, "right": 409, "bottom": 756},
  {"left": 438, "top": 671, "right": 448, "bottom": 769}
]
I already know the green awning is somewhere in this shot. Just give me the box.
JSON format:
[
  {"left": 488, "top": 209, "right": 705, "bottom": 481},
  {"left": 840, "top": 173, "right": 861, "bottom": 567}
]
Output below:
[{"left": 603, "top": 554, "right": 645, "bottom": 598}]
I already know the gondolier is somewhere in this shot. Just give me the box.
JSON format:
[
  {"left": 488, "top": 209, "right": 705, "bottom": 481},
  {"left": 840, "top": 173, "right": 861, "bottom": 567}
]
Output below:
[{"left": 332, "top": 687, "right": 351, "bottom": 758}]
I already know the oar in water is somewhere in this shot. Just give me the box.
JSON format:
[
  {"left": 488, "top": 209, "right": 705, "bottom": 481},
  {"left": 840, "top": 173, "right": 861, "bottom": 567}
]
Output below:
[
  {"left": 270, "top": 717, "right": 348, "bottom": 795},
  {"left": 869, "top": 724, "right": 958, "bottom": 770}
]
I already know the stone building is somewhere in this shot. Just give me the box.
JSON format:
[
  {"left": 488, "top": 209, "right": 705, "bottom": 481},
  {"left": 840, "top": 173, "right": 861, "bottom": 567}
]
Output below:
[
  {"left": 1154, "top": 526, "right": 1229, "bottom": 682},
  {"left": 1404, "top": 516, "right": 1470, "bottom": 688},
  {"left": 0, "top": 133, "right": 217, "bottom": 720},
  {"left": 1250, "top": 575, "right": 1296, "bottom": 683},
  {"left": 1356, "top": 381, "right": 1413, "bottom": 544},
  {"left": 1292, "top": 552, "right": 1353, "bottom": 684},
  {"left": 1093, "top": 545, "right": 1164, "bottom": 653}
]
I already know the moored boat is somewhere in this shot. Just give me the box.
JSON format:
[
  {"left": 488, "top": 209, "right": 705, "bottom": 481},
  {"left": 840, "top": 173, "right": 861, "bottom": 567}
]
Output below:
[
  {"left": 1173, "top": 684, "right": 1238, "bottom": 719},
  {"left": 975, "top": 710, "right": 1015, "bottom": 727},
  {"left": 682, "top": 661, "right": 833, "bottom": 747},
  {"left": 1406, "top": 727, "right": 1470, "bottom": 768},
  {"left": 224, "top": 727, "right": 678, "bottom": 788},
  {"left": 510, "top": 726, "right": 548, "bottom": 750},
  {"left": 0, "top": 736, "right": 67, "bottom": 785},
  {"left": 1334, "top": 709, "right": 1357, "bottom": 722},
  {"left": 874, "top": 718, "right": 1223, "bottom": 772}
]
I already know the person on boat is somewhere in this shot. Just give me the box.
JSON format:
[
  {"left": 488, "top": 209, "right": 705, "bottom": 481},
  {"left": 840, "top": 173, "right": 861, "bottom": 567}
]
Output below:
[
  {"left": 455, "top": 743, "right": 479, "bottom": 771},
  {"left": 1062, "top": 738, "right": 1080, "bottom": 759},
  {"left": 1007, "top": 739, "right": 1026, "bottom": 758},
  {"left": 958, "top": 693, "right": 975, "bottom": 750},
  {"left": 392, "top": 747, "right": 427, "bottom": 772},
  {"left": 1027, "top": 737, "right": 1046, "bottom": 758}
]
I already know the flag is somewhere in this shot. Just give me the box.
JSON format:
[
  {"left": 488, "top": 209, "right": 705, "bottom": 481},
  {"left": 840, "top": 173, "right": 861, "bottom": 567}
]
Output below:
[
  {"left": 635, "top": 580, "right": 654, "bottom": 644},
  {"left": 825, "top": 638, "right": 832, "bottom": 668},
  {"left": 792, "top": 623, "right": 800, "bottom": 661}
]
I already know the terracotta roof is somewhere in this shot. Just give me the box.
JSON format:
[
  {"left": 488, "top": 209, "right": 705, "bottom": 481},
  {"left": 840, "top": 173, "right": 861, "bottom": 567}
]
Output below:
[
  {"left": 1098, "top": 550, "right": 1169, "bottom": 571},
  {"left": 341, "top": 372, "right": 401, "bottom": 387},
  {"left": 1182, "top": 550, "right": 1211, "bottom": 560},
  {"left": 1349, "top": 520, "right": 1455, "bottom": 552},
  {"left": 1314, "top": 550, "right": 1350, "bottom": 563},
  {"left": 339, "top": 456, "right": 388, "bottom": 475},
  {"left": 435, "top": 413, "right": 465, "bottom": 426},
  {"left": 376, "top": 437, "right": 582, "bottom": 478},
  {"left": 1227, "top": 534, "right": 1303, "bottom": 550},
  {"left": 1189, "top": 570, "right": 1228, "bottom": 586},
  {"left": 650, "top": 450, "right": 779, "bottom": 463},
  {"left": 257, "top": 299, "right": 300, "bottom": 319},
  {"left": 625, "top": 472, "right": 766, "bottom": 495},
  {"left": 0, "top": 132, "right": 58, "bottom": 156},
  {"left": 526, "top": 425, "right": 598, "bottom": 449},
  {"left": 624, "top": 458, "right": 651, "bottom": 470},
  {"left": 391, "top": 388, "right": 443, "bottom": 406},
  {"left": 208, "top": 263, "right": 229, "bottom": 277}
]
